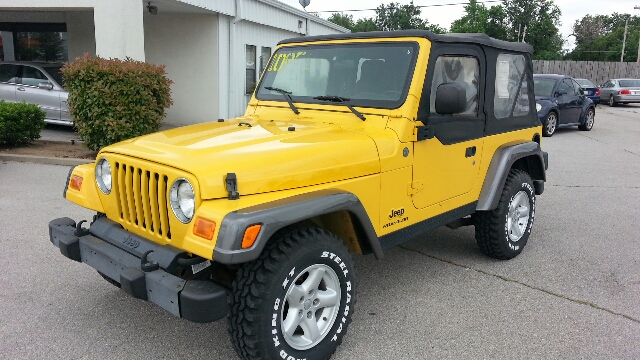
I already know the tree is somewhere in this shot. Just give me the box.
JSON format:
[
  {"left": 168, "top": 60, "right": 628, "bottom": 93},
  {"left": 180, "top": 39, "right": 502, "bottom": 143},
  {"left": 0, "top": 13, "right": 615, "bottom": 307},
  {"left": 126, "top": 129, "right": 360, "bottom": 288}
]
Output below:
[
  {"left": 353, "top": 18, "right": 378, "bottom": 32},
  {"left": 449, "top": 0, "right": 508, "bottom": 39},
  {"left": 450, "top": 0, "right": 489, "bottom": 34},
  {"left": 501, "top": 0, "right": 564, "bottom": 59},
  {"left": 566, "top": 13, "right": 640, "bottom": 62},
  {"left": 327, "top": 13, "right": 355, "bottom": 31},
  {"left": 374, "top": 1, "right": 444, "bottom": 33}
]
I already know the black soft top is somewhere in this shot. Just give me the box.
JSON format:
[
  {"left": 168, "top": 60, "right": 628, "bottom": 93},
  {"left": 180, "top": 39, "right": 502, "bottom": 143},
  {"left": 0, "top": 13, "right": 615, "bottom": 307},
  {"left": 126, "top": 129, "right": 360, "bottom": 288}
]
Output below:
[{"left": 279, "top": 30, "right": 533, "bottom": 54}]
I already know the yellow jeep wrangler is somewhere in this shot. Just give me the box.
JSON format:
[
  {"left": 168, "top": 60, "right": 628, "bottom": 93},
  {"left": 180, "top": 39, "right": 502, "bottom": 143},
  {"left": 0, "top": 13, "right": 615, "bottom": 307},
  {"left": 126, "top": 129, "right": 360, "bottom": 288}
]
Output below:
[{"left": 50, "top": 30, "right": 547, "bottom": 360}]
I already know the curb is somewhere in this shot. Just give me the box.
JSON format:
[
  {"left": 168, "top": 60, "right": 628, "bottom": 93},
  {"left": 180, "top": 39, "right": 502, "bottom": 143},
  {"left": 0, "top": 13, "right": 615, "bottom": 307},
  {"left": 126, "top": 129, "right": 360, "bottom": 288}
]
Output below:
[{"left": 0, "top": 153, "right": 93, "bottom": 166}]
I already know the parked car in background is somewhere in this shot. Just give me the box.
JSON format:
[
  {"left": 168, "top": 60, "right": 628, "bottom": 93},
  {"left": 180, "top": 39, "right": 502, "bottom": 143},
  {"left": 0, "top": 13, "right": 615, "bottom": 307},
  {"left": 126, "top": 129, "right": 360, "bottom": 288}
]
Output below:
[
  {"left": 533, "top": 74, "right": 595, "bottom": 137},
  {"left": 599, "top": 78, "right": 640, "bottom": 107},
  {"left": 0, "top": 61, "right": 72, "bottom": 126},
  {"left": 574, "top": 78, "right": 600, "bottom": 105}
]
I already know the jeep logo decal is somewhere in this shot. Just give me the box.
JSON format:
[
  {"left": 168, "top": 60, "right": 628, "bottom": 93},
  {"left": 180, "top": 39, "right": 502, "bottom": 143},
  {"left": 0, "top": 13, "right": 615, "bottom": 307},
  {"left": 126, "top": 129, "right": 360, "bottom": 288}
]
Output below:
[
  {"left": 388, "top": 208, "right": 405, "bottom": 219},
  {"left": 122, "top": 235, "right": 140, "bottom": 249}
]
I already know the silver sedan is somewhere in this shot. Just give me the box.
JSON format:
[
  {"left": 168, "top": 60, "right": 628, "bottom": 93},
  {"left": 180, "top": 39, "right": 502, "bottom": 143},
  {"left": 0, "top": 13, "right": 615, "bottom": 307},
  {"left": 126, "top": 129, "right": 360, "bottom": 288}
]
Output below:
[
  {"left": 599, "top": 78, "right": 640, "bottom": 107},
  {"left": 0, "top": 61, "right": 72, "bottom": 125}
]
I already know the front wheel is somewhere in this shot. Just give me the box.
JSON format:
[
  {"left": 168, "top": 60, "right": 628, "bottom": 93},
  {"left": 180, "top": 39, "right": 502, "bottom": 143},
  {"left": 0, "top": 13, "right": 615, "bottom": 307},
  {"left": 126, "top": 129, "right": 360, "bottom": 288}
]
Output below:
[
  {"left": 229, "top": 227, "right": 356, "bottom": 360},
  {"left": 474, "top": 169, "right": 536, "bottom": 260},
  {"left": 578, "top": 107, "right": 595, "bottom": 131},
  {"left": 542, "top": 112, "right": 557, "bottom": 137}
]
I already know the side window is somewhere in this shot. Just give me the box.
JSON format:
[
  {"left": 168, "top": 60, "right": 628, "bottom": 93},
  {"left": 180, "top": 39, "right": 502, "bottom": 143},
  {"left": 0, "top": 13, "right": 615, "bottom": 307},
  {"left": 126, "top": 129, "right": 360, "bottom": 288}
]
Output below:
[
  {"left": 429, "top": 56, "right": 479, "bottom": 115},
  {"left": 494, "top": 53, "right": 530, "bottom": 119},
  {"left": 246, "top": 45, "right": 256, "bottom": 94},
  {"left": 571, "top": 79, "right": 582, "bottom": 95},
  {"left": 21, "top": 66, "right": 49, "bottom": 87},
  {"left": 0, "top": 64, "right": 19, "bottom": 83},
  {"left": 557, "top": 80, "right": 572, "bottom": 96}
]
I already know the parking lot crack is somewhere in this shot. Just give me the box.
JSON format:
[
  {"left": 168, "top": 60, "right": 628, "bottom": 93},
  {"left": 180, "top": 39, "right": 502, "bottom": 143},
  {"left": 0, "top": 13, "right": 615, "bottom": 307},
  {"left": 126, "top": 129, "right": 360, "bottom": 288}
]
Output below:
[
  {"left": 578, "top": 133, "right": 640, "bottom": 157},
  {"left": 398, "top": 245, "right": 640, "bottom": 324}
]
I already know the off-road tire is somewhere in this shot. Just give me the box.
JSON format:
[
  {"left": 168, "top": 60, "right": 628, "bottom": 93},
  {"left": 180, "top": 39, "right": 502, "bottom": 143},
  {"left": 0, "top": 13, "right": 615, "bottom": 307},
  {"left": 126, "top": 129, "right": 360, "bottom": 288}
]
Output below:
[
  {"left": 578, "top": 107, "right": 595, "bottom": 131},
  {"left": 97, "top": 271, "right": 121, "bottom": 288},
  {"left": 229, "top": 226, "right": 356, "bottom": 360},
  {"left": 542, "top": 111, "right": 557, "bottom": 137},
  {"left": 474, "top": 169, "right": 535, "bottom": 260}
]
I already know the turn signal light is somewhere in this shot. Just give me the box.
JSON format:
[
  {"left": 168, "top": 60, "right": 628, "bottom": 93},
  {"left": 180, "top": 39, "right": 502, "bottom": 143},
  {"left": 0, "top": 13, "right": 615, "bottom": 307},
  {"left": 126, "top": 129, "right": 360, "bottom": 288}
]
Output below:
[
  {"left": 619, "top": 89, "right": 631, "bottom": 95},
  {"left": 70, "top": 175, "right": 83, "bottom": 191},
  {"left": 193, "top": 217, "right": 216, "bottom": 240},
  {"left": 241, "top": 224, "right": 262, "bottom": 249}
]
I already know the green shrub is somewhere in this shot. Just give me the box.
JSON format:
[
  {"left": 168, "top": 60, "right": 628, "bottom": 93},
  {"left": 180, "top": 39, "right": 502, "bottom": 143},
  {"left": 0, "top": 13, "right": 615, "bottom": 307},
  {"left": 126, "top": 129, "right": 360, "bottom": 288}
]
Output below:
[
  {"left": 62, "top": 55, "right": 173, "bottom": 151},
  {"left": 0, "top": 101, "right": 46, "bottom": 146}
]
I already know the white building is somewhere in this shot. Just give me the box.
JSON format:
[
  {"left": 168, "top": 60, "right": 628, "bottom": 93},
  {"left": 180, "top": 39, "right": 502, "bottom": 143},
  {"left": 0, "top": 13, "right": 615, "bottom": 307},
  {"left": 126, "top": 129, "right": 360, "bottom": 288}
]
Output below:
[{"left": 0, "top": 0, "right": 348, "bottom": 124}]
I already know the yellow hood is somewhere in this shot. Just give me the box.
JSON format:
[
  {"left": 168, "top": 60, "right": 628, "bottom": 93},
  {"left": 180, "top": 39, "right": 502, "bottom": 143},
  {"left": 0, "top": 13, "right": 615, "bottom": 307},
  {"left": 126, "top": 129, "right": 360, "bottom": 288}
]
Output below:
[{"left": 101, "top": 117, "right": 380, "bottom": 199}]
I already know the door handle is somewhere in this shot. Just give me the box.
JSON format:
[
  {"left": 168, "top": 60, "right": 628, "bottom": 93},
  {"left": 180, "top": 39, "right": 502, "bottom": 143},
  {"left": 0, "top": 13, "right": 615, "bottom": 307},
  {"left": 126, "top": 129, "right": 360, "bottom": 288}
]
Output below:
[
  {"left": 465, "top": 146, "right": 476, "bottom": 158},
  {"left": 17, "top": 87, "right": 25, "bottom": 91}
]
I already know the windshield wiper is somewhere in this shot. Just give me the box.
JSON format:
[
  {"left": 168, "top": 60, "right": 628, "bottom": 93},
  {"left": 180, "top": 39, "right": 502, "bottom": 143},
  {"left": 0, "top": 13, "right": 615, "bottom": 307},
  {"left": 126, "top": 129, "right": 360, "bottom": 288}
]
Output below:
[
  {"left": 313, "top": 95, "right": 366, "bottom": 121},
  {"left": 265, "top": 86, "right": 299, "bottom": 115}
]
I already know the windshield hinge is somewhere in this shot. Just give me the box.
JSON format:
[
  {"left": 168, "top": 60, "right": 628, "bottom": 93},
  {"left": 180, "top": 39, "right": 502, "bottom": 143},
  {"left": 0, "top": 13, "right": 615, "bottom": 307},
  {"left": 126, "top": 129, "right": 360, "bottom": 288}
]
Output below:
[
  {"left": 408, "top": 181, "right": 425, "bottom": 195},
  {"left": 415, "top": 125, "right": 434, "bottom": 141}
]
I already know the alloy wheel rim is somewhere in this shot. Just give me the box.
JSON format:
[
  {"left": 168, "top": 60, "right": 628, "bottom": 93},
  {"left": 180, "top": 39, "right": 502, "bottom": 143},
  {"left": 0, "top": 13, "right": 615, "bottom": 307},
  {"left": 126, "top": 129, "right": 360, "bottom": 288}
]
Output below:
[
  {"left": 280, "top": 264, "right": 342, "bottom": 350},
  {"left": 546, "top": 114, "right": 556, "bottom": 134},
  {"left": 586, "top": 110, "right": 594, "bottom": 128},
  {"left": 506, "top": 190, "right": 530, "bottom": 242}
]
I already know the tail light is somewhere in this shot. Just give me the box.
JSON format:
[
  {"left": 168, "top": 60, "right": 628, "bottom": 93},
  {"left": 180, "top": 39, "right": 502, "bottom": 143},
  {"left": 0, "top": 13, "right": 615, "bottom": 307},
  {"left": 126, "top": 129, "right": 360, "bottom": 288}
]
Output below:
[
  {"left": 596, "top": 89, "right": 600, "bottom": 95},
  {"left": 619, "top": 89, "right": 631, "bottom": 95}
]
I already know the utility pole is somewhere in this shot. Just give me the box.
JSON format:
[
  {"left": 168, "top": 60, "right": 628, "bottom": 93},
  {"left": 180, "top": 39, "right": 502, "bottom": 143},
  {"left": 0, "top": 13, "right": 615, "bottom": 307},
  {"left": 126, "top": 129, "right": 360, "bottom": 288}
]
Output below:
[
  {"left": 622, "top": 17, "right": 628, "bottom": 62},
  {"left": 635, "top": 6, "right": 640, "bottom": 62}
]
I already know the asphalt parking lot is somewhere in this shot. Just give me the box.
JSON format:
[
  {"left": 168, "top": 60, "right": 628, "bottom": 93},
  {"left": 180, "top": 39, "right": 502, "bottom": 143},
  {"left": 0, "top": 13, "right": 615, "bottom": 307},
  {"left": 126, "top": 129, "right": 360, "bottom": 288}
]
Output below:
[{"left": 1, "top": 104, "right": 639, "bottom": 359}]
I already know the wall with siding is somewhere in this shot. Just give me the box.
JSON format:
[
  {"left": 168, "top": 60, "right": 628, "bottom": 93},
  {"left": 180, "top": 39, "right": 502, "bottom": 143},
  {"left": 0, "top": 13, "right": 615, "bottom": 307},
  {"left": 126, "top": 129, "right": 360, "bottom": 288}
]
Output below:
[{"left": 533, "top": 60, "right": 640, "bottom": 86}]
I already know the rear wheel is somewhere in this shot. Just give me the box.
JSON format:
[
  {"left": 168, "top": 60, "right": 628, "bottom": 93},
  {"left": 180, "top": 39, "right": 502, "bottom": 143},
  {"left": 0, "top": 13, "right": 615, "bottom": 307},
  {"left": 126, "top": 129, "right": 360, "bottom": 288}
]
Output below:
[
  {"left": 542, "top": 112, "right": 557, "bottom": 137},
  {"left": 579, "top": 107, "right": 595, "bottom": 131},
  {"left": 609, "top": 95, "right": 617, "bottom": 107},
  {"left": 475, "top": 169, "right": 536, "bottom": 260},
  {"left": 229, "top": 227, "right": 356, "bottom": 360}
]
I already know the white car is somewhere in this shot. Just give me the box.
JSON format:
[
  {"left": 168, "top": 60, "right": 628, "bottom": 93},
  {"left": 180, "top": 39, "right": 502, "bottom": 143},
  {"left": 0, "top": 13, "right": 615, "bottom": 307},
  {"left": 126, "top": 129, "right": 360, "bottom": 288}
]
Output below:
[{"left": 0, "top": 61, "right": 72, "bottom": 126}]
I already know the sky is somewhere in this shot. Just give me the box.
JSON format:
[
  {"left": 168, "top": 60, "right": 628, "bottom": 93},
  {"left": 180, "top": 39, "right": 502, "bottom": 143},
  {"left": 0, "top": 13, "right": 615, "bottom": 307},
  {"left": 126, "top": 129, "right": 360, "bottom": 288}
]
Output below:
[{"left": 279, "top": 0, "right": 639, "bottom": 51}]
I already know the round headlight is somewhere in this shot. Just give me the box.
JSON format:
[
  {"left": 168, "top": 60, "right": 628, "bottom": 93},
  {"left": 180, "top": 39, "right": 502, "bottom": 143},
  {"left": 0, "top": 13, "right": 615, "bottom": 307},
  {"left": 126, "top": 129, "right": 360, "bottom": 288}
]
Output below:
[
  {"left": 95, "top": 158, "right": 112, "bottom": 194},
  {"left": 536, "top": 103, "right": 542, "bottom": 112},
  {"left": 170, "top": 179, "right": 195, "bottom": 223}
]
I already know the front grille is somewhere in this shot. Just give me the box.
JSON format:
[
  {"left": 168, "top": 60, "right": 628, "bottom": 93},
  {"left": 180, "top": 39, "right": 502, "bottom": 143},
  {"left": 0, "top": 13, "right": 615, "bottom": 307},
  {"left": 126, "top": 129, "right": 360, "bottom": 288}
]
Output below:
[{"left": 113, "top": 162, "right": 172, "bottom": 240}]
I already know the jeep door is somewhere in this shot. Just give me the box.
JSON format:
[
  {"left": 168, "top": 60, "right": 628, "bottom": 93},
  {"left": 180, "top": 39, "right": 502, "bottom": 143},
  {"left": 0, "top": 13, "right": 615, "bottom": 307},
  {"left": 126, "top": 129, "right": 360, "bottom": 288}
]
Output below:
[
  {"left": 555, "top": 78, "right": 581, "bottom": 123},
  {"left": 412, "top": 45, "right": 485, "bottom": 209}
]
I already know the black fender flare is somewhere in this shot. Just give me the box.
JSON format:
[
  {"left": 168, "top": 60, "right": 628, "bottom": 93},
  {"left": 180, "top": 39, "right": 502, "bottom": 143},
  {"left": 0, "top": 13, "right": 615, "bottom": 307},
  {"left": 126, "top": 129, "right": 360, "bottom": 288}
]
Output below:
[
  {"left": 213, "top": 189, "right": 383, "bottom": 264},
  {"left": 476, "top": 142, "right": 548, "bottom": 211}
]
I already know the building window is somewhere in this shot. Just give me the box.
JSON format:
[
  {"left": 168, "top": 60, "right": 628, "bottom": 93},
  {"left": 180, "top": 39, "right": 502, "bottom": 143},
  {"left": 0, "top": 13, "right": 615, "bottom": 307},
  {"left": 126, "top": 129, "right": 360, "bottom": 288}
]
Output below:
[
  {"left": 246, "top": 45, "right": 256, "bottom": 95},
  {"left": 0, "top": 23, "right": 68, "bottom": 62},
  {"left": 260, "top": 46, "right": 271, "bottom": 76}
]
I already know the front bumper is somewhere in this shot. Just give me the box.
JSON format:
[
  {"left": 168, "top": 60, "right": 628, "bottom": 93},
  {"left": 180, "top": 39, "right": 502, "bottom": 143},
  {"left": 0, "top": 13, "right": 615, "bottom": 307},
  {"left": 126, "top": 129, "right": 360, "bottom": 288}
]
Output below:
[{"left": 49, "top": 217, "right": 228, "bottom": 323}]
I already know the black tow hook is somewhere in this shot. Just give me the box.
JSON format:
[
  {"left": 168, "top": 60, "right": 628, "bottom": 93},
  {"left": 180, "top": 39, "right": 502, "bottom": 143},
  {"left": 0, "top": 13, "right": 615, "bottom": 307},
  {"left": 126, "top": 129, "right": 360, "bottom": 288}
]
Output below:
[
  {"left": 141, "top": 250, "right": 159, "bottom": 272},
  {"left": 74, "top": 220, "right": 90, "bottom": 237}
]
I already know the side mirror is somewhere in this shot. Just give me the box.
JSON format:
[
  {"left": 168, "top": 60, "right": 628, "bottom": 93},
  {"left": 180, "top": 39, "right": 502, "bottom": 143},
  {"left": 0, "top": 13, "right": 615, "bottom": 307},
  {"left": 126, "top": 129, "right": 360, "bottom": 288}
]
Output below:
[
  {"left": 435, "top": 82, "right": 467, "bottom": 115},
  {"left": 557, "top": 88, "right": 568, "bottom": 96},
  {"left": 38, "top": 82, "right": 54, "bottom": 90}
]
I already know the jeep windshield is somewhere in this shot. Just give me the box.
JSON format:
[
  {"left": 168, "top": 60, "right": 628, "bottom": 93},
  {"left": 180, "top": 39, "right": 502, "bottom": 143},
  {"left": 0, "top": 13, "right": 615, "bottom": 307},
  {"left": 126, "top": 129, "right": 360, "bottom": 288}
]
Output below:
[{"left": 255, "top": 42, "right": 419, "bottom": 109}]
